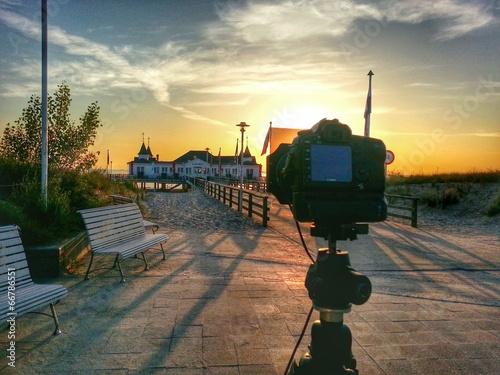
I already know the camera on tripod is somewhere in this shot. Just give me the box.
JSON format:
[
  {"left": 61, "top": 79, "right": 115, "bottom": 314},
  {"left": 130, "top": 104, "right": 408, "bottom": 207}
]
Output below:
[
  {"left": 267, "top": 118, "right": 387, "bottom": 231},
  {"left": 267, "top": 118, "right": 388, "bottom": 374}
]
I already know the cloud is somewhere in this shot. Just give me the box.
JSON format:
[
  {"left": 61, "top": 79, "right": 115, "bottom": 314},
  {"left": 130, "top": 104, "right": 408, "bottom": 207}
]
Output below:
[
  {"left": 383, "top": 0, "right": 499, "bottom": 41},
  {"left": 0, "top": 0, "right": 497, "bottom": 129},
  {"left": 212, "top": 0, "right": 498, "bottom": 43}
]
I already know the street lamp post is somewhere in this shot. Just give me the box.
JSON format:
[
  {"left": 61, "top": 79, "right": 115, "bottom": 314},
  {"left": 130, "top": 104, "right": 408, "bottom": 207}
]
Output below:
[{"left": 236, "top": 122, "right": 250, "bottom": 212}]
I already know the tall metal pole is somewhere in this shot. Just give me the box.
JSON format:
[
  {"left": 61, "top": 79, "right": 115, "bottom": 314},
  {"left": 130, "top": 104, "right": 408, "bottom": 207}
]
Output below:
[
  {"left": 236, "top": 122, "right": 249, "bottom": 212},
  {"left": 41, "top": 0, "right": 48, "bottom": 210},
  {"left": 364, "top": 70, "right": 373, "bottom": 137}
]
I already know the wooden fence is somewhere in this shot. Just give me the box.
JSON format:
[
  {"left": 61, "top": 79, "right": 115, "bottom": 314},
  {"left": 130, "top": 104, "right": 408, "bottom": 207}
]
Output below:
[
  {"left": 193, "top": 178, "right": 270, "bottom": 227},
  {"left": 211, "top": 177, "right": 267, "bottom": 193},
  {"left": 385, "top": 194, "right": 419, "bottom": 228}
]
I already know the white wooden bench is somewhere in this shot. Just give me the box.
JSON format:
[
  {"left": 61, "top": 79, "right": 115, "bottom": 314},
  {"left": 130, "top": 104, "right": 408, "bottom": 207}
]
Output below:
[
  {"left": 78, "top": 204, "right": 168, "bottom": 282},
  {"left": 0, "top": 225, "right": 68, "bottom": 336},
  {"left": 109, "top": 194, "right": 159, "bottom": 233}
]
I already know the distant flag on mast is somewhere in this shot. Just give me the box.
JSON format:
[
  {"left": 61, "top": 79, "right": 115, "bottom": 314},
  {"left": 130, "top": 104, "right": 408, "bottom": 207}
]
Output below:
[
  {"left": 364, "top": 70, "right": 374, "bottom": 137},
  {"left": 107, "top": 149, "right": 110, "bottom": 166},
  {"left": 261, "top": 121, "right": 272, "bottom": 156}
]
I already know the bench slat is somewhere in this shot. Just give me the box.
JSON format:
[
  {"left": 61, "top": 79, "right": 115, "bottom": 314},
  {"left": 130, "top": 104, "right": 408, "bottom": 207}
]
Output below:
[
  {"left": 0, "top": 284, "right": 68, "bottom": 319},
  {"left": 110, "top": 196, "right": 160, "bottom": 233},
  {"left": 0, "top": 225, "right": 68, "bottom": 335},
  {"left": 77, "top": 204, "right": 168, "bottom": 281}
]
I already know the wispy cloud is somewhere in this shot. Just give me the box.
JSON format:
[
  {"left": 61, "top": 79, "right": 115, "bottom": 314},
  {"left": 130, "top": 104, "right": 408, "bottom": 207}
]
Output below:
[
  {"left": 0, "top": 0, "right": 497, "bottom": 128},
  {"left": 383, "top": 0, "right": 498, "bottom": 41},
  {"left": 213, "top": 0, "right": 498, "bottom": 43}
]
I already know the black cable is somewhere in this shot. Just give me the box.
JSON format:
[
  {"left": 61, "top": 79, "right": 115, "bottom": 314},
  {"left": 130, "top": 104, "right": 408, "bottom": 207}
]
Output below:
[
  {"left": 283, "top": 305, "right": 314, "bottom": 375},
  {"left": 283, "top": 204, "right": 316, "bottom": 375},
  {"left": 289, "top": 204, "right": 315, "bottom": 264}
]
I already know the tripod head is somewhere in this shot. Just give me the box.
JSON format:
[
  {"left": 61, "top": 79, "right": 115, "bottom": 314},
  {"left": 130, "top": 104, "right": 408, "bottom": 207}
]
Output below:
[{"left": 305, "top": 222, "right": 372, "bottom": 314}]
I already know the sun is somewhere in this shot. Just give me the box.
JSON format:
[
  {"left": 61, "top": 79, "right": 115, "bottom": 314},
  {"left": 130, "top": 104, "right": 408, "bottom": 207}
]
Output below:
[{"left": 270, "top": 103, "right": 334, "bottom": 129}]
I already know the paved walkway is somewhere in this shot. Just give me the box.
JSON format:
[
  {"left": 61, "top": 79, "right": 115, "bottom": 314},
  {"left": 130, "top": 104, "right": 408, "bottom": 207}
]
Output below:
[{"left": 1, "top": 190, "right": 498, "bottom": 374}]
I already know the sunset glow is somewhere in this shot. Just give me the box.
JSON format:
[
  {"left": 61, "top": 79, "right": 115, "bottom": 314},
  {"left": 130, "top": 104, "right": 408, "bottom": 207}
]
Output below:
[{"left": 0, "top": 0, "right": 498, "bottom": 174}]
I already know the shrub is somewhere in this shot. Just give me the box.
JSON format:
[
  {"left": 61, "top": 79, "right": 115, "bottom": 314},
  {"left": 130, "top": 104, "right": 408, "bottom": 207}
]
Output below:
[
  {"left": 385, "top": 185, "right": 412, "bottom": 196},
  {"left": 442, "top": 187, "right": 460, "bottom": 207},
  {"left": 420, "top": 190, "right": 440, "bottom": 207},
  {"left": 0, "top": 159, "right": 141, "bottom": 245},
  {"left": 484, "top": 193, "right": 500, "bottom": 217},
  {"left": 6, "top": 173, "right": 79, "bottom": 245}
]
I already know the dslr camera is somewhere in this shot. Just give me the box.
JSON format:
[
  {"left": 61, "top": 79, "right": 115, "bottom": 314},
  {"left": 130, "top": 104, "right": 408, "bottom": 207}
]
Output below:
[{"left": 267, "top": 118, "right": 387, "bottom": 233}]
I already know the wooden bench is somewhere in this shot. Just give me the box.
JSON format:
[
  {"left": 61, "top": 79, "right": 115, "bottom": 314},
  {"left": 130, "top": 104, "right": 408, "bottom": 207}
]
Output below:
[
  {"left": 109, "top": 194, "right": 159, "bottom": 233},
  {"left": 0, "top": 225, "right": 68, "bottom": 335},
  {"left": 77, "top": 204, "right": 168, "bottom": 282}
]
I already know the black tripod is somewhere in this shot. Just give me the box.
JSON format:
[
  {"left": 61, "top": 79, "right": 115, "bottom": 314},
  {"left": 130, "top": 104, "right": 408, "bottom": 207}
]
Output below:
[{"left": 288, "top": 224, "right": 372, "bottom": 375}]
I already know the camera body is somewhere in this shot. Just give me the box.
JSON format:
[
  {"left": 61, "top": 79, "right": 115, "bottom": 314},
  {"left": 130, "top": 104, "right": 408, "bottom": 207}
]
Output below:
[{"left": 267, "top": 118, "right": 387, "bottom": 225}]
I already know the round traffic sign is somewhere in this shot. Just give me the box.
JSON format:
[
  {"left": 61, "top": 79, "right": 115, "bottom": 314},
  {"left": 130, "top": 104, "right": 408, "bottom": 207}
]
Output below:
[{"left": 385, "top": 150, "right": 395, "bottom": 165}]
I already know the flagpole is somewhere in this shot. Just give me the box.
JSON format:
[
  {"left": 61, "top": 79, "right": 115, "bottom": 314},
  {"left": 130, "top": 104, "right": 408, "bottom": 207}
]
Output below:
[
  {"left": 364, "top": 70, "right": 373, "bottom": 137},
  {"left": 41, "top": 0, "right": 48, "bottom": 210}
]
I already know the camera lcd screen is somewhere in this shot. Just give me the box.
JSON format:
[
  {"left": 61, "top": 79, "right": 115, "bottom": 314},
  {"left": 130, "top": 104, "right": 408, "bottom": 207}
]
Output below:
[{"left": 310, "top": 144, "right": 352, "bottom": 182}]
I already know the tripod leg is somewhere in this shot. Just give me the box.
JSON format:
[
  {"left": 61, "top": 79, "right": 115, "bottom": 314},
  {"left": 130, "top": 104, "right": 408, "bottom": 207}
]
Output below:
[{"left": 290, "top": 319, "right": 358, "bottom": 375}]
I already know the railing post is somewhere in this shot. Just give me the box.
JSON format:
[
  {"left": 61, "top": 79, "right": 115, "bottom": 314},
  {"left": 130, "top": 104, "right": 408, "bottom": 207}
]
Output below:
[
  {"left": 248, "top": 194, "right": 253, "bottom": 217},
  {"left": 262, "top": 196, "right": 268, "bottom": 227},
  {"left": 237, "top": 189, "right": 242, "bottom": 212},
  {"left": 411, "top": 198, "right": 418, "bottom": 228}
]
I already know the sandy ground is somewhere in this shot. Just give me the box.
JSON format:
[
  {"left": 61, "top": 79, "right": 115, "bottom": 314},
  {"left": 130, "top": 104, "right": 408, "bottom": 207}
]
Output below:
[{"left": 143, "top": 187, "right": 499, "bottom": 308}]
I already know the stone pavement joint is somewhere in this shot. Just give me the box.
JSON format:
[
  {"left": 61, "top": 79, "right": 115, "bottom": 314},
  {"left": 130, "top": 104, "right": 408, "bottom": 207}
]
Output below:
[{"left": 1, "top": 191, "right": 498, "bottom": 374}]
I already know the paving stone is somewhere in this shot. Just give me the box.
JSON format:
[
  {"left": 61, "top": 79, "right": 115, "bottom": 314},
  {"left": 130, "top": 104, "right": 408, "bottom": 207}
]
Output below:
[{"left": 2, "top": 194, "right": 498, "bottom": 374}]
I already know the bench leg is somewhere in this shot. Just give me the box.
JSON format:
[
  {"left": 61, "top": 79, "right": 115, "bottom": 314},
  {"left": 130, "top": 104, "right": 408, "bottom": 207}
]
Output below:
[
  {"left": 84, "top": 252, "right": 95, "bottom": 280},
  {"left": 160, "top": 243, "right": 166, "bottom": 260},
  {"left": 49, "top": 303, "right": 62, "bottom": 335},
  {"left": 141, "top": 252, "right": 149, "bottom": 270},
  {"left": 116, "top": 255, "right": 126, "bottom": 283}
]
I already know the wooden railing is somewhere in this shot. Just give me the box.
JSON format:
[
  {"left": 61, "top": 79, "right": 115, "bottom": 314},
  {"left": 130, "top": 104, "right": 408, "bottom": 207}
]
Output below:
[
  {"left": 385, "top": 194, "right": 419, "bottom": 228},
  {"left": 211, "top": 177, "right": 267, "bottom": 193},
  {"left": 193, "top": 178, "right": 270, "bottom": 227}
]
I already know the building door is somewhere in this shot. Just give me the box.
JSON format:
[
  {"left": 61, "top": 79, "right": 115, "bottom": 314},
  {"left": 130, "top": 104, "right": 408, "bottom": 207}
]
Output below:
[{"left": 137, "top": 166, "right": 144, "bottom": 178}]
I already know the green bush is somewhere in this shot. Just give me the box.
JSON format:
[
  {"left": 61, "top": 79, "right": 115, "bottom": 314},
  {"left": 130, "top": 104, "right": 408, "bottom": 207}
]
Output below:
[
  {"left": 420, "top": 190, "right": 440, "bottom": 207},
  {"left": 5, "top": 173, "right": 76, "bottom": 245},
  {"left": 442, "top": 187, "right": 460, "bottom": 207},
  {"left": 385, "top": 185, "right": 412, "bottom": 196},
  {"left": 0, "top": 160, "right": 141, "bottom": 245},
  {"left": 484, "top": 194, "right": 500, "bottom": 217}
]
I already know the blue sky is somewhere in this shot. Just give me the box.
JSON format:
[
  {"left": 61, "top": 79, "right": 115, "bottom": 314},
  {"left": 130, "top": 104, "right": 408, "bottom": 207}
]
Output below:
[{"left": 0, "top": 0, "right": 499, "bottom": 173}]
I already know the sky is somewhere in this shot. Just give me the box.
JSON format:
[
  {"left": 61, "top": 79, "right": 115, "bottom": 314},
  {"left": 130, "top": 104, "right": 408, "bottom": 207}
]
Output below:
[{"left": 0, "top": 0, "right": 499, "bottom": 175}]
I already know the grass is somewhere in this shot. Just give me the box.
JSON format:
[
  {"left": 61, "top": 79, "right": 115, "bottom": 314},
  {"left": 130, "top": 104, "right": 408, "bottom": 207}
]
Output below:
[
  {"left": 387, "top": 169, "right": 500, "bottom": 185},
  {"left": 0, "top": 161, "right": 142, "bottom": 246},
  {"left": 484, "top": 193, "right": 500, "bottom": 217},
  {"left": 386, "top": 169, "right": 500, "bottom": 214}
]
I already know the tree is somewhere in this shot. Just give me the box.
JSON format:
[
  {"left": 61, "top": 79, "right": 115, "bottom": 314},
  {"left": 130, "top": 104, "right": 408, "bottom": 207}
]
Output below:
[{"left": 0, "top": 83, "right": 102, "bottom": 171}]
